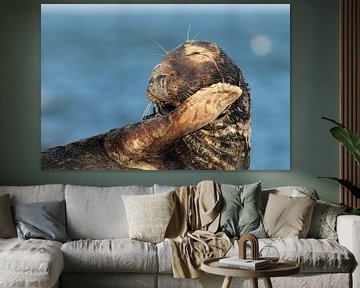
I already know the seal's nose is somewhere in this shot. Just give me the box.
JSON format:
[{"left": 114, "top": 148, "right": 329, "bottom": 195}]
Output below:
[
  {"left": 147, "top": 63, "right": 171, "bottom": 97},
  {"left": 147, "top": 76, "right": 167, "bottom": 100},
  {"left": 148, "top": 73, "right": 165, "bottom": 91},
  {"left": 147, "top": 68, "right": 169, "bottom": 105},
  {"left": 148, "top": 64, "right": 162, "bottom": 87},
  {"left": 148, "top": 77, "right": 154, "bottom": 87},
  {"left": 147, "top": 62, "right": 178, "bottom": 105}
]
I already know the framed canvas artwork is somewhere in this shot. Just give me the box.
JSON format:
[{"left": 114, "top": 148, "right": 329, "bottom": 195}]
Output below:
[{"left": 41, "top": 4, "right": 290, "bottom": 170}]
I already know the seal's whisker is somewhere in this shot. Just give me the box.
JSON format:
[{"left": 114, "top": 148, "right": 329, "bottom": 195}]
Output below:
[
  {"left": 183, "top": 81, "right": 196, "bottom": 92},
  {"left": 183, "top": 86, "right": 198, "bottom": 98},
  {"left": 186, "top": 24, "right": 192, "bottom": 41},
  {"left": 141, "top": 102, "right": 156, "bottom": 120},
  {"left": 178, "top": 85, "right": 195, "bottom": 100},
  {"left": 193, "top": 32, "right": 200, "bottom": 40},
  {"left": 183, "top": 91, "right": 193, "bottom": 98},
  {"left": 151, "top": 38, "right": 168, "bottom": 54},
  {"left": 226, "top": 75, "right": 237, "bottom": 83}
]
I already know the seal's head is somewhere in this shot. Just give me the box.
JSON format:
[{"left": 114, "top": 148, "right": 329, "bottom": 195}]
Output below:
[
  {"left": 146, "top": 40, "right": 251, "bottom": 170},
  {"left": 147, "top": 40, "right": 247, "bottom": 115}
]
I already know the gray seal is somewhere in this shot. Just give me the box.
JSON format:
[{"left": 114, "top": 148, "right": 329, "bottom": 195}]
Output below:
[{"left": 41, "top": 40, "right": 251, "bottom": 170}]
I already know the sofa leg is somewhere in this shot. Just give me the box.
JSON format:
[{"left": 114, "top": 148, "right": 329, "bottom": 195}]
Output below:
[
  {"left": 263, "top": 277, "right": 273, "bottom": 288},
  {"left": 222, "top": 276, "right": 232, "bottom": 288}
]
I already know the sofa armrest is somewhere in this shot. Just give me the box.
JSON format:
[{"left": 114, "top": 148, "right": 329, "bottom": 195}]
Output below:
[{"left": 337, "top": 215, "right": 360, "bottom": 288}]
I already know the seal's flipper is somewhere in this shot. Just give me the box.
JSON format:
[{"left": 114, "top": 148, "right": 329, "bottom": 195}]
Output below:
[{"left": 104, "top": 83, "right": 242, "bottom": 169}]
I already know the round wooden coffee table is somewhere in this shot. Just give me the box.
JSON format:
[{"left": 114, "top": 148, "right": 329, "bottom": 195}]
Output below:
[{"left": 201, "top": 257, "right": 300, "bottom": 288}]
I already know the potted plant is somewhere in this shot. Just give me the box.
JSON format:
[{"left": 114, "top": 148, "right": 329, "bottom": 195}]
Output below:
[{"left": 320, "top": 117, "right": 360, "bottom": 215}]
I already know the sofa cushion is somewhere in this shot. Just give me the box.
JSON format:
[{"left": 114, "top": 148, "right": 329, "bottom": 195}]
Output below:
[
  {"left": 0, "top": 194, "right": 16, "bottom": 238},
  {"left": 0, "top": 184, "right": 65, "bottom": 204},
  {"left": 122, "top": 191, "right": 175, "bottom": 243},
  {"left": 12, "top": 200, "right": 70, "bottom": 243},
  {"left": 263, "top": 193, "right": 316, "bottom": 238},
  {"left": 260, "top": 238, "right": 353, "bottom": 273},
  {"left": 61, "top": 273, "right": 157, "bottom": 288},
  {"left": 233, "top": 238, "right": 353, "bottom": 273},
  {"left": 0, "top": 238, "right": 64, "bottom": 288},
  {"left": 65, "top": 185, "right": 153, "bottom": 239},
  {"left": 156, "top": 240, "right": 173, "bottom": 274},
  {"left": 61, "top": 239, "right": 158, "bottom": 273},
  {"left": 158, "top": 237, "right": 353, "bottom": 274}
]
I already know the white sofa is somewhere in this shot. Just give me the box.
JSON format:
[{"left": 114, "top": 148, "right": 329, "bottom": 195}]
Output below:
[{"left": 0, "top": 184, "right": 359, "bottom": 288}]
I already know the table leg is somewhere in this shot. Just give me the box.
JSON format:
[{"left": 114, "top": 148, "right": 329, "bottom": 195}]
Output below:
[
  {"left": 222, "top": 276, "right": 233, "bottom": 288},
  {"left": 263, "top": 277, "right": 273, "bottom": 288},
  {"left": 251, "top": 278, "right": 258, "bottom": 288}
]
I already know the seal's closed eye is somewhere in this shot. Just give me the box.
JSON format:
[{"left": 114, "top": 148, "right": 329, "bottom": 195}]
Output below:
[{"left": 185, "top": 50, "right": 214, "bottom": 62}]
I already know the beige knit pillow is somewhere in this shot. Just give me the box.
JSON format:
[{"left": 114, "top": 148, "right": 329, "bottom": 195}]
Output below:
[
  {"left": 263, "top": 193, "right": 316, "bottom": 238},
  {"left": 122, "top": 191, "right": 175, "bottom": 243},
  {"left": 0, "top": 194, "right": 17, "bottom": 238}
]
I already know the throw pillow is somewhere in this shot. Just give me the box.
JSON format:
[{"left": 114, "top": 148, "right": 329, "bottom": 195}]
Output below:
[
  {"left": 218, "top": 182, "right": 267, "bottom": 238},
  {"left": 263, "top": 193, "right": 316, "bottom": 238},
  {"left": 0, "top": 194, "right": 17, "bottom": 238},
  {"left": 307, "top": 200, "right": 347, "bottom": 240},
  {"left": 261, "top": 186, "right": 319, "bottom": 214},
  {"left": 12, "top": 200, "right": 70, "bottom": 243},
  {"left": 122, "top": 190, "right": 175, "bottom": 243}
]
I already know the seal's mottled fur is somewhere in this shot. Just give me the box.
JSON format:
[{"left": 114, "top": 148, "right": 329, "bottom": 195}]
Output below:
[{"left": 41, "top": 41, "right": 250, "bottom": 170}]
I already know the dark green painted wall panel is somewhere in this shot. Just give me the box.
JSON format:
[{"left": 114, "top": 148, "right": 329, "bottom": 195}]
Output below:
[{"left": 0, "top": 0, "right": 340, "bottom": 202}]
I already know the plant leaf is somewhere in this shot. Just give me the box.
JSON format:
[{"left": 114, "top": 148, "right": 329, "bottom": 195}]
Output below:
[
  {"left": 322, "top": 117, "right": 360, "bottom": 165},
  {"left": 351, "top": 208, "right": 360, "bottom": 215},
  {"left": 322, "top": 116, "right": 344, "bottom": 127},
  {"left": 330, "top": 126, "right": 360, "bottom": 165},
  {"left": 319, "top": 177, "right": 360, "bottom": 198}
]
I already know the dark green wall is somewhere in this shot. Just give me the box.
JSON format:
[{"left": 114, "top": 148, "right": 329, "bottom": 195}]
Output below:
[{"left": 0, "top": 0, "right": 340, "bottom": 203}]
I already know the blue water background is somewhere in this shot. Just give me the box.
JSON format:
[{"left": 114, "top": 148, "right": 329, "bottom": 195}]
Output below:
[{"left": 41, "top": 4, "right": 290, "bottom": 170}]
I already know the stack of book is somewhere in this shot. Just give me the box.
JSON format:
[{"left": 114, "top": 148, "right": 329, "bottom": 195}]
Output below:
[{"left": 218, "top": 257, "right": 271, "bottom": 270}]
